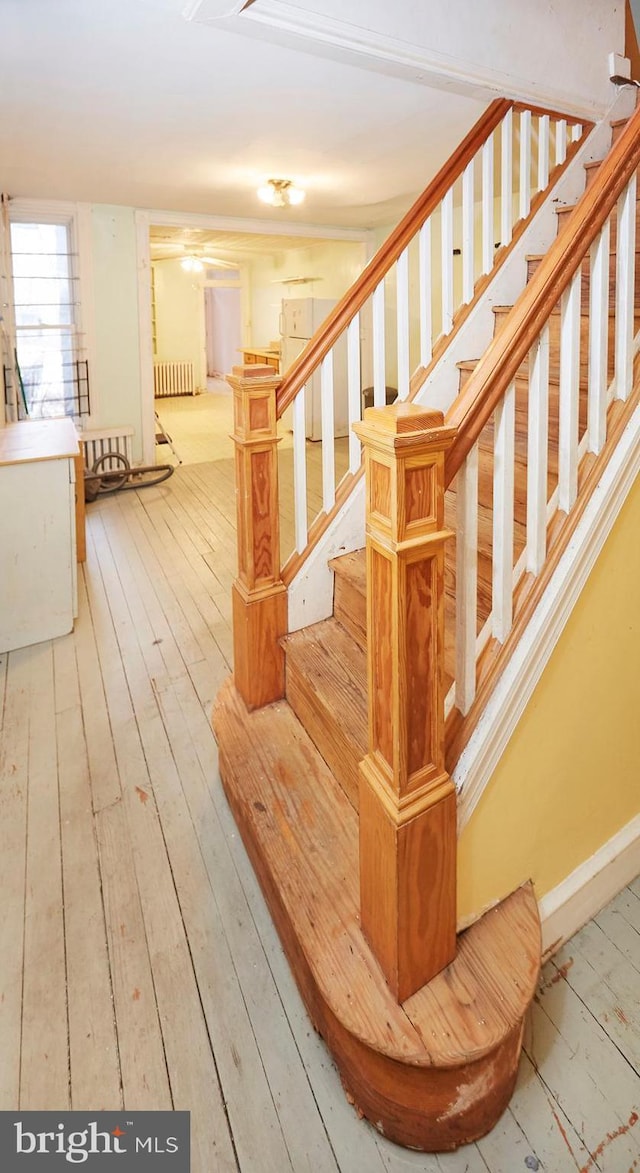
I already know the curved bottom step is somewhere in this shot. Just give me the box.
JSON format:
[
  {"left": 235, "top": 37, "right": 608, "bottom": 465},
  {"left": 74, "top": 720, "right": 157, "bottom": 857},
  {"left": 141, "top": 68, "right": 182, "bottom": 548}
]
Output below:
[{"left": 212, "top": 677, "right": 541, "bottom": 1152}]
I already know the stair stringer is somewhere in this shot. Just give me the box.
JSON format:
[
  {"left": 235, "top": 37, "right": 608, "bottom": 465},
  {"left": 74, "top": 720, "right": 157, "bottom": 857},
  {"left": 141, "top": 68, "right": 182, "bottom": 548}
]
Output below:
[
  {"left": 456, "top": 399, "right": 640, "bottom": 828},
  {"left": 287, "top": 88, "right": 635, "bottom": 634}
]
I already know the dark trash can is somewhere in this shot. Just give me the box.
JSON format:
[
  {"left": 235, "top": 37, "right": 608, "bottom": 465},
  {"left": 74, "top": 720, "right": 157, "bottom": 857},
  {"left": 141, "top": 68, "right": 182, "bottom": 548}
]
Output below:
[{"left": 362, "top": 385, "right": 397, "bottom": 411}]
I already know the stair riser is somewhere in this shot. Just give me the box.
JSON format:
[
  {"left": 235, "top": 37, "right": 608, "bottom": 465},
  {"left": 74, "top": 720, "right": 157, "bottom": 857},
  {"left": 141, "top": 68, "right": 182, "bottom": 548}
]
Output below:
[
  {"left": 583, "top": 161, "right": 601, "bottom": 190},
  {"left": 527, "top": 253, "right": 640, "bottom": 312},
  {"left": 583, "top": 156, "right": 640, "bottom": 188},
  {"left": 335, "top": 1017, "right": 527, "bottom": 1152},
  {"left": 491, "top": 310, "right": 622, "bottom": 392},
  {"left": 458, "top": 357, "right": 601, "bottom": 410},
  {"left": 333, "top": 576, "right": 367, "bottom": 653},
  {"left": 286, "top": 660, "right": 361, "bottom": 809},
  {"left": 556, "top": 198, "right": 640, "bottom": 239}
]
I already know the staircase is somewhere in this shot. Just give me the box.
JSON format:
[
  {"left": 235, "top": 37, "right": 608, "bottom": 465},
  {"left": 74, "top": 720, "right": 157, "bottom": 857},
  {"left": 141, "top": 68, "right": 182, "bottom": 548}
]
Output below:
[{"left": 213, "top": 91, "right": 640, "bottom": 1150}]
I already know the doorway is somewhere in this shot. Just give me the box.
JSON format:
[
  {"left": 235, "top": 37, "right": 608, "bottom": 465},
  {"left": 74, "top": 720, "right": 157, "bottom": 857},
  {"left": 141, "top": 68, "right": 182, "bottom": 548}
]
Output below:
[
  {"left": 151, "top": 257, "right": 243, "bottom": 466},
  {"left": 204, "top": 285, "right": 242, "bottom": 378},
  {"left": 138, "top": 214, "right": 372, "bottom": 468}
]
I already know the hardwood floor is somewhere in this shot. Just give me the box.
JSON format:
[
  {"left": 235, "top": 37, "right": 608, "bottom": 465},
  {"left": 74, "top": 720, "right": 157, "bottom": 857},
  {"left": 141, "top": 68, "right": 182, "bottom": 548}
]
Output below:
[
  {"left": 0, "top": 458, "right": 639, "bottom": 1171},
  {"left": 154, "top": 389, "right": 350, "bottom": 563}
]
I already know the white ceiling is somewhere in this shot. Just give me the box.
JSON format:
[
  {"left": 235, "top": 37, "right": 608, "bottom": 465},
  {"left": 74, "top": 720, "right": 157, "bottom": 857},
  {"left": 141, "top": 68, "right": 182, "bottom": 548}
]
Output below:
[{"left": 0, "top": 0, "right": 487, "bottom": 229}]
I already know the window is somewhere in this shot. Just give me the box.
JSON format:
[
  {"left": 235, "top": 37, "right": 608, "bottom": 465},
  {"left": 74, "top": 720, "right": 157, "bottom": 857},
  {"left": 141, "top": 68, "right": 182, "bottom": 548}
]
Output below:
[{"left": 9, "top": 217, "right": 89, "bottom": 419}]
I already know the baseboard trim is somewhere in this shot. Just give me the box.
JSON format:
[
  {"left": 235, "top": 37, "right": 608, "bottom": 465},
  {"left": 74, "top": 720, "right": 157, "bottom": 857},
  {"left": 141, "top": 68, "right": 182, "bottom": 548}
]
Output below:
[{"left": 539, "top": 812, "right": 640, "bottom": 960}]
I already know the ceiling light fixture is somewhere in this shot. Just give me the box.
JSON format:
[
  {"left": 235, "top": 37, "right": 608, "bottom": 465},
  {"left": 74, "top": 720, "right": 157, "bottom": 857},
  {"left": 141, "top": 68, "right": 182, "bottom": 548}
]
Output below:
[
  {"left": 257, "top": 178, "right": 305, "bottom": 208},
  {"left": 180, "top": 255, "right": 204, "bottom": 272}
]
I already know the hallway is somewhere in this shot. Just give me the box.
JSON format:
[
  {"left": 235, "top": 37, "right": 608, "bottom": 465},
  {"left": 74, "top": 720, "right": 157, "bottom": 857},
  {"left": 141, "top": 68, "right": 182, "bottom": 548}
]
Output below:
[{"left": 0, "top": 466, "right": 638, "bottom": 1172}]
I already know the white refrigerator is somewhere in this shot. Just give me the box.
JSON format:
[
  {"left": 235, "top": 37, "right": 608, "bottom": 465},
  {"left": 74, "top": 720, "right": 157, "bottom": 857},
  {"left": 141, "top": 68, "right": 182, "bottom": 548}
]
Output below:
[{"left": 280, "top": 297, "right": 348, "bottom": 441}]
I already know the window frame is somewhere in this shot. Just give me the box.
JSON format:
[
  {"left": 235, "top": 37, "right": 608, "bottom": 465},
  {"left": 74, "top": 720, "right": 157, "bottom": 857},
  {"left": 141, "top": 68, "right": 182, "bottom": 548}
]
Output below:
[{"left": 6, "top": 199, "right": 97, "bottom": 425}]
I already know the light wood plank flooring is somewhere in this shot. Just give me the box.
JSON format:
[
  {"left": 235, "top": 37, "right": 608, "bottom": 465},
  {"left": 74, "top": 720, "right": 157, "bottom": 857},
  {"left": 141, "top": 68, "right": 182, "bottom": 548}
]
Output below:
[
  {"left": 154, "top": 389, "right": 350, "bottom": 563},
  {"left": 0, "top": 461, "right": 639, "bottom": 1172}
]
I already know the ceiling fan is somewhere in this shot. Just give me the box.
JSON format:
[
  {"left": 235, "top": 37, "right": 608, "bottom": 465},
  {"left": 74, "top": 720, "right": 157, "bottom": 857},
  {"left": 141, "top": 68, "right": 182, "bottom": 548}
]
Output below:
[
  {"left": 151, "top": 240, "right": 239, "bottom": 272},
  {"left": 179, "top": 249, "right": 237, "bottom": 273}
]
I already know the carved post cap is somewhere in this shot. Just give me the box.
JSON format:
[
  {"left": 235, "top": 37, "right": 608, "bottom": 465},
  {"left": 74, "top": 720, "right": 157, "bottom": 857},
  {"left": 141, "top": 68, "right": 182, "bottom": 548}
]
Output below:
[
  {"left": 354, "top": 402, "right": 457, "bottom": 455},
  {"left": 228, "top": 367, "right": 282, "bottom": 445},
  {"left": 229, "top": 363, "right": 279, "bottom": 382},
  {"left": 364, "top": 402, "right": 444, "bottom": 432}
]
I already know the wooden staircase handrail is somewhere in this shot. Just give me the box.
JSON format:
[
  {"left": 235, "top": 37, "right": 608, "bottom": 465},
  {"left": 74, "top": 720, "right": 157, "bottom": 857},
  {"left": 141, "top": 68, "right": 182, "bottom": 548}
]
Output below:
[
  {"left": 445, "top": 95, "right": 640, "bottom": 485},
  {"left": 276, "top": 98, "right": 511, "bottom": 418}
]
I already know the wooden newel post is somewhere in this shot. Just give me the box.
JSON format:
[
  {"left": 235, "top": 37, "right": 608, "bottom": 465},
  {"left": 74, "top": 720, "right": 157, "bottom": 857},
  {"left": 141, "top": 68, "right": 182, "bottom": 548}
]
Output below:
[
  {"left": 353, "top": 402, "right": 457, "bottom": 1002},
  {"left": 229, "top": 365, "right": 287, "bottom": 710}
]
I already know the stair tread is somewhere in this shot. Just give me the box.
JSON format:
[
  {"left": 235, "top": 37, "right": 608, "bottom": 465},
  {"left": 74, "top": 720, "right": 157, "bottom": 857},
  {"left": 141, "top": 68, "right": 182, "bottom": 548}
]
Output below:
[
  {"left": 284, "top": 615, "right": 367, "bottom": 693},
  {"left": 213, "top": 676, "right": 541, "bottom": 1067},
  {"left": 329, "top": 548, "right": 367, "bottom": 590}
]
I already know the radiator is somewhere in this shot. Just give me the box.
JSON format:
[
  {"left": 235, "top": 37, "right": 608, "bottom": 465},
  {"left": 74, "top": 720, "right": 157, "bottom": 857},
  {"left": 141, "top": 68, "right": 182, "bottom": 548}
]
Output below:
[
  {"left": 153, "top": 361, "right": 195, "bottom": 397},
  {"left": 80, "top": 426, "right": 134, "bottom": 471}
]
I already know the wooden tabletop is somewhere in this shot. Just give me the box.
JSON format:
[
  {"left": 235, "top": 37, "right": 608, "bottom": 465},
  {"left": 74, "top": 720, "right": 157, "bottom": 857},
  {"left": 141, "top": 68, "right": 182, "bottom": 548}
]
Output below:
[{"left": 0, "top": 418, "right": 80, "bottom": 467}]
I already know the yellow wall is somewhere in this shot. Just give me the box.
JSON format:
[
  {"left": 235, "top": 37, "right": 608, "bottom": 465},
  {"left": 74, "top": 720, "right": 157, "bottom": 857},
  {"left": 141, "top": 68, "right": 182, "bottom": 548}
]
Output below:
[{"left": 457, "top": 468, "right": 640, "bottom": 921}]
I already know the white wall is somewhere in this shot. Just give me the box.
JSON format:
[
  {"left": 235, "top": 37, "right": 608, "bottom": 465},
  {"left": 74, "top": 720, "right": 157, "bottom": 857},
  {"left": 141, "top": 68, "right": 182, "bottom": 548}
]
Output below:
[
  {"left": 153, "top": 259, "right": 207, "bottom": 390},
  {"left": 247, "top": 239, "right": 368, "bottom": 348},
  {"left": 265, "top": 0, "right": 622, "bottom": 115},
  {"left": 90, "top": 205, "right": 143, "bottom": 458}
]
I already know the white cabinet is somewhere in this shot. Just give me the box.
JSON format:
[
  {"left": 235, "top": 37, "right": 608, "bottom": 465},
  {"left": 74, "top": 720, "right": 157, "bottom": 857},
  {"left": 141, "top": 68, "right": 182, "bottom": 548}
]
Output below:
[{"left": 0, "top": 419, "right": 79, "bottom": 654}]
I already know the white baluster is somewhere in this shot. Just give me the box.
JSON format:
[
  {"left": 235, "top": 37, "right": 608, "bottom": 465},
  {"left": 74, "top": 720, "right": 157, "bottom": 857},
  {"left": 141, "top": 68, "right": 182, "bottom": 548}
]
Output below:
[
  {"left": 441, "top": 188, "right": 454, "bottom": 334},
  {"left": 537, "top": 114, "right": 550, "bottom": 192},
  {"left": 419, "top": 217, "right": 432, "bottom": 366},
  {"left": 519, "top": 108, "right": 532, "bottom": 220},
  {"left": 320, "top": 353, "right": 335, "bottom": 514},
  {"left": 455, "top": 445, "right": 479, "bottom": 715},
  {"left": 555, "top": 119, "right": 567, "bottom": 166},
  {"left": 482, "top": 133, "right": 494, "bottom": 275},
  {"left": 501, "top": 107, "right": 514, "bottom": 249},
  {"left": 558, "top": 268, "right": 581, "bottom": 513},
  {"left": 588, "top": 220, "right": 610, "bottom": 453},
  {"left": 292, "top": 388, "right": 308, "bottom": 553},
  {"left": 347, "top": 314, "right": 362, "bottom": 474},
  {"left": 462, "top": 159, "right": 475, "bottom": 303},
  {"left": 372, "top": 280, "right": 386, "bottom": 405},
  {"left": 570, "top": 123, "right": 582, "bottom": 143},
  {"left": 492, "top": 381, "right": 516, "bottom": 643},
  {"left": 526, "top": 325, "right": 550, "bottom": 574},
  {"left": 396, "top": 247, "right": 410, "bottom": 399},
  {"left": 615, "top": 174, "right": 637, "bottom": 401}
]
